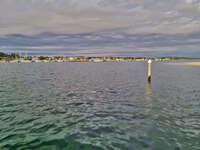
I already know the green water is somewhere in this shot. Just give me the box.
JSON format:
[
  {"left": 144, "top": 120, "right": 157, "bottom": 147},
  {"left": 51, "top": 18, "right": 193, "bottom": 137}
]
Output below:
[{"left": 0, "top": 62, "right": 200, "bottom": 150}]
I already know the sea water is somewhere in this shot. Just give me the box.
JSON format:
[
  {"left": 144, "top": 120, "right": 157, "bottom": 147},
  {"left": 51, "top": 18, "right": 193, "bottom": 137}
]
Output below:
[{"left": 0, "top": 62, "right": 200, "bottom": 150}]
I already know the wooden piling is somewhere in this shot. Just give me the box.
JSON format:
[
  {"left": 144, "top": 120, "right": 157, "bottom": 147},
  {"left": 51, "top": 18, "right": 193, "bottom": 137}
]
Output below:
[{"left": 148, "top": 59, "right": 152, "bottom": 83}]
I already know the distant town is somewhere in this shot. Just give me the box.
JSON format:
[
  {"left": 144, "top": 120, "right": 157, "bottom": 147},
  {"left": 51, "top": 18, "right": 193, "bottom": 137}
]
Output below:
[{"left": 0, "top": 52, "right": 199, "bottom": 63}]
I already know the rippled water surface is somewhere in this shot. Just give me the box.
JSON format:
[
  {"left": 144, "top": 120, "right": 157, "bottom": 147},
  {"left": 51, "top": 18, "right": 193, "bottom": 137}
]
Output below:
[{"left": 0, "top": 62, "right": 200, "bottom": 150}]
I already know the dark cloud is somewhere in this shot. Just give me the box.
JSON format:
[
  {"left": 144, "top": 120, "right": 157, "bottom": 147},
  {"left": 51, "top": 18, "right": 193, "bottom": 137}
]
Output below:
[{"left": 1, "top": 31, "right": 200, "bottom": 57}]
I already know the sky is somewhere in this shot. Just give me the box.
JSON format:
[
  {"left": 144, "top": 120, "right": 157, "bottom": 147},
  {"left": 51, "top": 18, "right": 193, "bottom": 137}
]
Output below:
[{"left": 0, "top": 0, "right": 200, "bottom": 57}]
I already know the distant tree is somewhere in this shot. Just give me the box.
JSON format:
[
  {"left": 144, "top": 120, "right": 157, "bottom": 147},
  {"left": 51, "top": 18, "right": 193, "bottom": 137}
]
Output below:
[
  {"left": 38, "top": 56, "right": 49, "bottom": 60},
  {"left": 0, "top": 52, "right": 8, "bottom": 57},
  {"left": 24, "top": 56, "right": 32, "bottom": 60},
  {"left": 9, "top": 53, "right": 20, "bottom": 58}
]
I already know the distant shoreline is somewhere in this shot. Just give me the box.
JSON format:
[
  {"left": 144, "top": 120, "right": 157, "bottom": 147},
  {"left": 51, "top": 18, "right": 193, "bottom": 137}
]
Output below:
[
  {"left": 1, "top": 56, "right": 200, "bottom": 63},
  {"left": 1, "top": 52, "right": 200, "bottom": 63},
  {"left": 168, "top": 62, "right": 200, "bottom": 66}
]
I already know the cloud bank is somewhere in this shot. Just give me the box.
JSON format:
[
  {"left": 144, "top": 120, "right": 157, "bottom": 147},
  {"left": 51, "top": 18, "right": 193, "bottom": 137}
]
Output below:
[{"left": 1, "top": 31, "right": 200, "bottom": 57}]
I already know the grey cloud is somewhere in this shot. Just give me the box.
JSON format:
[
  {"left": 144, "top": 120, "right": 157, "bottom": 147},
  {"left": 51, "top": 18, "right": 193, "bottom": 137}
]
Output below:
[{"left": 0, "top": 0, "right": 200, "bottom": 35}]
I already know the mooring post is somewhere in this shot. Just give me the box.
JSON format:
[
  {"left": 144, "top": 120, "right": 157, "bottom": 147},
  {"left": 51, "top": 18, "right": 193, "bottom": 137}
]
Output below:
[{"left": 148, "top": 59, "right": 152, "bottom": 83}]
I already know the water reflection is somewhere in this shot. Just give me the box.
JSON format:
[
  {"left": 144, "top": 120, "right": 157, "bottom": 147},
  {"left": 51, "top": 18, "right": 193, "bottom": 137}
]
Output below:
[
  {"left": 144, "top": 82, "right": 156, "bottom": 120},
  {"left": 145, "top": 82, "right": 152, "bottom": 103},
  {"left": 144, "top": 82, "right": 159, "bottom": 120}
]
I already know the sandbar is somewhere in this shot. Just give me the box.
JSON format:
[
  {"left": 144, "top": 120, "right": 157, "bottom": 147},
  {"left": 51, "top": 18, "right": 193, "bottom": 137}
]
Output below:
[{"left": 169, "top": 62, "right": 200, "bottom": 66}]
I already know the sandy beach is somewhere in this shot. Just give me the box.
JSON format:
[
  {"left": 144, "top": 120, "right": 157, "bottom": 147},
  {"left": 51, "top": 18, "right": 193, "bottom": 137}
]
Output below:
[{"left": 169, "top": 62, "right": 200, "bottom": 66}]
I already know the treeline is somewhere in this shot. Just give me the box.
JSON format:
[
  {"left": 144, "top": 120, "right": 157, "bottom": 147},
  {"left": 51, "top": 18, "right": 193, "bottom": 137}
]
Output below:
[{"left": 0, "top": 52, "right": 20, "bottom": 60}]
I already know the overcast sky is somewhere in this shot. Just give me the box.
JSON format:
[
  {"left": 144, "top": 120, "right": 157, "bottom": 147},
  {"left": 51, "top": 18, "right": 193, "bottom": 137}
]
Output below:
[{"left": 0, "top": 0, "right": 200, "bottom": 57}]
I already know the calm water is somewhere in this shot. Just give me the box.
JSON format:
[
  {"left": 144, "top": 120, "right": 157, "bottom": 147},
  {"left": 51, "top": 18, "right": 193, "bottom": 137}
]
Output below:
[{"left": 0, "top": 62, "right": 200, "bottom": 150}]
